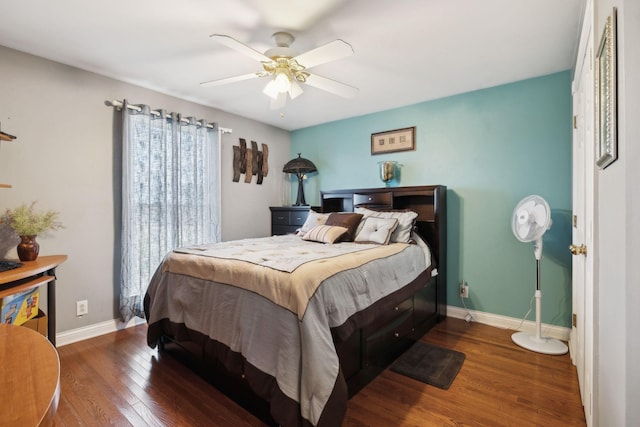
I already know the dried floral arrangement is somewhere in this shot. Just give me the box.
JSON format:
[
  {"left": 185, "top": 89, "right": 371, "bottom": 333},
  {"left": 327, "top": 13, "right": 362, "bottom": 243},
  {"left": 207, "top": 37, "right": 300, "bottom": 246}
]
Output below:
[{"left": 2, "top": 201, "right": 64, "bottom": 236}]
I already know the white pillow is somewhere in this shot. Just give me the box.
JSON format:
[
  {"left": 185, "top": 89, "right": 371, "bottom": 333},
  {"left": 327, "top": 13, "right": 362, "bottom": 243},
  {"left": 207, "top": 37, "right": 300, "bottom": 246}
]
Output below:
[
  {"left": 354, "top": 207, "right": 418, "bottom": 243},
  {"left": 355, "top": 217, "right": 399, "bottom": 245},
  {"left": 297, "top": 210, "right": 329, "bottom": 235},
  {"left": 302, "top": 225, "right": 348, "bottom": 244}
]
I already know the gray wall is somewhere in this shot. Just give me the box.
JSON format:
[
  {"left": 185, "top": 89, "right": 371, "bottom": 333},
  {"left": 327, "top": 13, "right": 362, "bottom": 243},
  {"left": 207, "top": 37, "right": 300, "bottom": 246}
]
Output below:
[{"left": 0, "top": 45, "right": 291, "bottom": 333}]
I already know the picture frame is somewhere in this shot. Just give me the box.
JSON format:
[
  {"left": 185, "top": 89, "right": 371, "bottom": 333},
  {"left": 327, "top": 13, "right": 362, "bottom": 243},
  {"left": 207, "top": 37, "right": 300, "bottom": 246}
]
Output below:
[
  {"left": 595, "top": 7, "right": 617, "bottom": 169},
  {"left": 371, "top": 126, "right": 415, "bottom": 155}
]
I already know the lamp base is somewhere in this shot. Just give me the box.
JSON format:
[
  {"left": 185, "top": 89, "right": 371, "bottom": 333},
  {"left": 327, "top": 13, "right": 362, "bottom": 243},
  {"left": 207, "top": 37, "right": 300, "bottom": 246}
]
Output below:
[{"left": 294, "top": 175, "right": 307, "bottom": 206}]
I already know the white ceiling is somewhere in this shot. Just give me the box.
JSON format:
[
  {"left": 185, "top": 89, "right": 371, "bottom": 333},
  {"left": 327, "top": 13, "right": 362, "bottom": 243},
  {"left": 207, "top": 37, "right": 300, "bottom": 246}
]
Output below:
[{"left": 0, "top": 0, "right": 585, "bottom": 131}]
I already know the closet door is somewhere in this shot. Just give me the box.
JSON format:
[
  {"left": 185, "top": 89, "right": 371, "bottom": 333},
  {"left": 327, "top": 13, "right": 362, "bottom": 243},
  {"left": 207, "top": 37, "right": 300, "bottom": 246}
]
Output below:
[{"left": 570, "top": 1, "right": 595, "bottom": 424}]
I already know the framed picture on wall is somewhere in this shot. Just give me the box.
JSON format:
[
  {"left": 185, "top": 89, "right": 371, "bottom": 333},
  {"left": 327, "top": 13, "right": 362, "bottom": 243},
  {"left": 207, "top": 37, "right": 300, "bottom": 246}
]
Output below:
[
  {"left": 371, "top": 127, "right": 415, "bottom": 155},
  {"left": 595, "top": 7, "right": 618, "bottom": 169}
]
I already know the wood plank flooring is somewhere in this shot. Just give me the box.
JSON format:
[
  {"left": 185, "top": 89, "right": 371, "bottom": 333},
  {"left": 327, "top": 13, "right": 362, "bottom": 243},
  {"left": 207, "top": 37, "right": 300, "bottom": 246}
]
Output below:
[{"left": 53, "top": 318, "right": 586, "bottom": 426}]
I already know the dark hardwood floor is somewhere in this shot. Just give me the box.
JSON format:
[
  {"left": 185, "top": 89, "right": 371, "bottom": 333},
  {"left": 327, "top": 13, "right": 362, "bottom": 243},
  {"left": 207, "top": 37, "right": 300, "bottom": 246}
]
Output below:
[{"left": 53, "top": 318, "right": 586, "bottom": 426}]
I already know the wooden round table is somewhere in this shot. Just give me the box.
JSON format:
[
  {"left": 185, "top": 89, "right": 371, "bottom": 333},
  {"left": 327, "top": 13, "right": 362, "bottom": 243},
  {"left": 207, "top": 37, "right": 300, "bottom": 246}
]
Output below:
[{"left": 0, "top": 324, "right": 60, "bottom": 426}]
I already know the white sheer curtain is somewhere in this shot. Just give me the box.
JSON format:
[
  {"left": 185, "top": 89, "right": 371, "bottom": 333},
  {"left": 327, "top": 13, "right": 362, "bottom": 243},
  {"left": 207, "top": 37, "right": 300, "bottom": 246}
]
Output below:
[{"left": 120, "top": 100, "right": 221, "bottom": 322}]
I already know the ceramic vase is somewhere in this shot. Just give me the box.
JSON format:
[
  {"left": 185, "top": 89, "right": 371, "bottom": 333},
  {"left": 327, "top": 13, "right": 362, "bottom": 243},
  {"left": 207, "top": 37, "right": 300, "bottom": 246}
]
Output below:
[{"left": 17, "top": 235, "right": 39, "bottom": 261}]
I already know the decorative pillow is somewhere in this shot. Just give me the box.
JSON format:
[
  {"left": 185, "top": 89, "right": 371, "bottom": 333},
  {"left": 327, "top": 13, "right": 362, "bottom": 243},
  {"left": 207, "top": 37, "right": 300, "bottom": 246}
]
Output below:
[
  {"left": 324, "top": 212, "right": 364, "bottom": 242},
  {"left": 354, "top": 207, "right": 418, "bottom": 243},
  {"left": 355, "top": 217, "right": 399, "bottom": 245},
  {"left": 297, "top": 210, "right": 329, "bottom": 235},
  {"left": 302, "top": 225, "right": 348, "bottom": 244}
]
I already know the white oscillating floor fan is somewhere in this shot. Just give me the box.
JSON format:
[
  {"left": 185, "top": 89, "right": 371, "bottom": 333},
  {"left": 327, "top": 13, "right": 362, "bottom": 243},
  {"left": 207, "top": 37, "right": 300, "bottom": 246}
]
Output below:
[{"left": 511, "top": 195, "right": 568, "bottom": 355}]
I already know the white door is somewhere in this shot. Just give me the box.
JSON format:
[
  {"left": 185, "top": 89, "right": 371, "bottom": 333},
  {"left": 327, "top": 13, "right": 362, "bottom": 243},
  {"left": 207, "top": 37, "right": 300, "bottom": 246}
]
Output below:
[{"left": 571, "top": 1, "right": 595, "bottom": 425}]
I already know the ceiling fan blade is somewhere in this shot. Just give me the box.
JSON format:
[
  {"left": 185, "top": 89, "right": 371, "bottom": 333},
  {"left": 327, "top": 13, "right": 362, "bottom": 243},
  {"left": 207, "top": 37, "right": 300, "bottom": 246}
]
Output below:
[
  {"left": 293, "top": 39, "right": 354, "bottom": 69},
  {"left": 200, "top": 72, "right": 263, "bottom": 87},
  {"left": 304, "top": 73, "right": 358, "bottom": 98},
  {"left": 210, "top": 34, "right": 273, "bottom": 63},
  {"left": 270, "top": 92, "right": 287, "bottom": 110}
]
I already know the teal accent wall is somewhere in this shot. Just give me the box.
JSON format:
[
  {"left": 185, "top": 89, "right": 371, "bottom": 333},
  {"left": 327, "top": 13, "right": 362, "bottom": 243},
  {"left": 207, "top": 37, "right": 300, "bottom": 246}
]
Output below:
[{"left": 291, "top": 71, "right": 573, "bottom": 327}]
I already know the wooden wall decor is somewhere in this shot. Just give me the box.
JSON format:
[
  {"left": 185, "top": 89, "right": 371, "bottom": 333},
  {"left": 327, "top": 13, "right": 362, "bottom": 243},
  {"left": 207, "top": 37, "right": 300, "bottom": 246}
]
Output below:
[{"left": 232, "top": 138, "right": 269, "bottom": 184}]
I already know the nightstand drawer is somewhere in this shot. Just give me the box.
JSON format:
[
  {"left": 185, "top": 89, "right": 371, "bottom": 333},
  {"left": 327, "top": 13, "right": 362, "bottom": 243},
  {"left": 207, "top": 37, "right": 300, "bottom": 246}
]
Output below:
[
  {"left": 271, "top": 211, "right": 308, "bottom": 226},
  {"left": 289, "top": 211, "right": 307, "bottom": 226},
  {"left": 272, "top": 211, "right": 290, "bottom": 225}
]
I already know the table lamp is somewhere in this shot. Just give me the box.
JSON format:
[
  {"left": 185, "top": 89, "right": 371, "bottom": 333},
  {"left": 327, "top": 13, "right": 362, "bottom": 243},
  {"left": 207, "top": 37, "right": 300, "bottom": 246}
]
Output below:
[{"left": 283, "top": 153, "right": 317, "bottom": 206}]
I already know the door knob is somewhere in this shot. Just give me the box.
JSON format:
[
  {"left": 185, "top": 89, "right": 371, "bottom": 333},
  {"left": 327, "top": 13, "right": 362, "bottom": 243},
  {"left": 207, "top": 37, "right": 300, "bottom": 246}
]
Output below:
[{"left": 569, "top": 244, "right": 587, "bottom": 256}]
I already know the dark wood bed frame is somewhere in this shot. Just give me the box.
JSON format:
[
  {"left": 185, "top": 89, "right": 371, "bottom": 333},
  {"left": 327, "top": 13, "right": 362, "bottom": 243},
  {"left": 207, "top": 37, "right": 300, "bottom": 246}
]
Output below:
[
  {"left": 320, "top": 185, "right": 447, "bottom": 395},
  {"left": 156, "top": 184, "right": 447, "bottom": 425}
]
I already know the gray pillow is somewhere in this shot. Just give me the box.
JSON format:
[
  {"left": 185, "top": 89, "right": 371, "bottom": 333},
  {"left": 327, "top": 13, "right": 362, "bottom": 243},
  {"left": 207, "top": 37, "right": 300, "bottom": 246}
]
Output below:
[
  {"left": 355, "top": 207, "right": 418, "bottom": 243},
  {"left": 355, "top": 217, "right": 399, "bottom": 244}
]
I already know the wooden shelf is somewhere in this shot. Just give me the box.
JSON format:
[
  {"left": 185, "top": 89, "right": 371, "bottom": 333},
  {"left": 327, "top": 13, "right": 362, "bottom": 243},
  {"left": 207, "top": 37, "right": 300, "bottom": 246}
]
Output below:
[
  {"left": 0, "top": 184, "right": 11, "bottom": 188},
  {"left": 0, "top": 255, "right": 68, "bottom": 285},
  {"left": 0, "top": 275, "right": 55, "bottom": 299}
]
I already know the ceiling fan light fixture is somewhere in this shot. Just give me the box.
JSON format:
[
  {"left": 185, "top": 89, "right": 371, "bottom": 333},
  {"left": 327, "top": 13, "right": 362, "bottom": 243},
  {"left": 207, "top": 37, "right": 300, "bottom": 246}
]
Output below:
[
  {"left": 263, "top": 80, "right": 278, "bottom": 99},
  {"left": 274, "top": 71, "right": 291, "bottom": 93},
  {"left": 288, "top": 79, "right": 304, "bottom": 100},
  {"left": 263, "top": 69, "right": 292, "bottom": 100},
  {"left": 263, "top": 77, "right": 289, "bottom": 99}
]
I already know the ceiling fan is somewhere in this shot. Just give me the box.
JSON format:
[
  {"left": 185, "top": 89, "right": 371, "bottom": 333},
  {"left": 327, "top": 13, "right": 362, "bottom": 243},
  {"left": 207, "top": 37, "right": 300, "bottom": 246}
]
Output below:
[{"left": 201, "top": 31, "right": 359, "bottom": 109}]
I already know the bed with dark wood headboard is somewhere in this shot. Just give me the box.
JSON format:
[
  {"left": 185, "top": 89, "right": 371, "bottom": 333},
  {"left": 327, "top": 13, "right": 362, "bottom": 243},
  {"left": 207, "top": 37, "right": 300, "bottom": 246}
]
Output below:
[
  {"left": 320, "top": 185, "right": 447, "bottom": 393},
  {"left": 321, "top": 185, "right": 446, "bottom": 315},
  {"left": 144, "top": 184, "right": 447, "bottom": 426}
]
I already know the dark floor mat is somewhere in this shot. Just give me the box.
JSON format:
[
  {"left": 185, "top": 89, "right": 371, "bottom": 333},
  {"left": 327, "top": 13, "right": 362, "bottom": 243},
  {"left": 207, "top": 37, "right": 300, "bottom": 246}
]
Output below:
[{"left": 390, "top": 342, "right": 465, "bottom": 390}]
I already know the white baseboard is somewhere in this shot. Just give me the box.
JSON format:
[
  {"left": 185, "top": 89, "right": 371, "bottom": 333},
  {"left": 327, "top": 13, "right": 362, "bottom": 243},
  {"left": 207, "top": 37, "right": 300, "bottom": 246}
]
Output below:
[
  {"left": 56, "top": 316, "right": 146, "bottom": 347},
  {"left": 55, "top": 307, "right": 570, "bottom": 347},
  {"left": 447, "top": 305, "right": 571, "bottom": 342}
]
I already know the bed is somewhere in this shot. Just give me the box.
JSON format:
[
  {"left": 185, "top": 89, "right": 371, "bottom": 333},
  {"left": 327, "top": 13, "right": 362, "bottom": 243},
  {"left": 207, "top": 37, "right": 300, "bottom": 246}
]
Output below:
[{"left": 144, "top": 185, "right": 447, "bottom": 426}]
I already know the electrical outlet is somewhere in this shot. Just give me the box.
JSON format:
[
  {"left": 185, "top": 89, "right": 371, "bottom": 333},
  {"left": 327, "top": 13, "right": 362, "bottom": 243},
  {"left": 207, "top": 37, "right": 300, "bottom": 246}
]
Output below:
[
  {"left": 76, "top": 300, "right": 88, "bottom": 317},
  {"left": 459, "top": 281, "right": 469, "bottom": 298}
]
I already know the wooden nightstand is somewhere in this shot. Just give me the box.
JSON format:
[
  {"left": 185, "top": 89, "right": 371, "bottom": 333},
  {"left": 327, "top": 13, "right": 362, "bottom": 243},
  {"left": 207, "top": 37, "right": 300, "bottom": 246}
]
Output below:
[{"left": 270, "top": 206, "right": 317, "bottom": 235}]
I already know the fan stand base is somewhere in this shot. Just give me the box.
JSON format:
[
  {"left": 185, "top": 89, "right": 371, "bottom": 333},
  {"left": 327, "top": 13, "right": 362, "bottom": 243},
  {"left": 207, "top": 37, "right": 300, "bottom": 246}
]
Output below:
[{"left": 511, "top": 332, "right": 568, "bottom": 355}]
